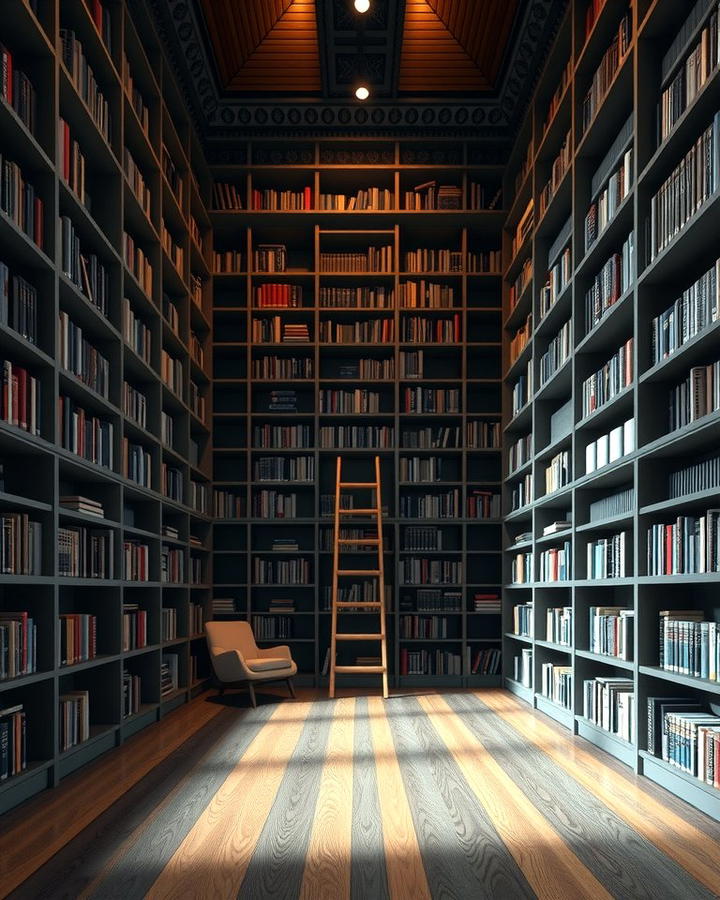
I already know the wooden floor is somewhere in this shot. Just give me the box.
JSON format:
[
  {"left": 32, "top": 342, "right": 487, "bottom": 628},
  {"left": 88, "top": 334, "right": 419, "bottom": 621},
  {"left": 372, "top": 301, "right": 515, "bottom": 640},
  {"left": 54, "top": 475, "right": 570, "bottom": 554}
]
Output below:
[{"left": 3, "top": 688, "right": 720, "bottom": 899}]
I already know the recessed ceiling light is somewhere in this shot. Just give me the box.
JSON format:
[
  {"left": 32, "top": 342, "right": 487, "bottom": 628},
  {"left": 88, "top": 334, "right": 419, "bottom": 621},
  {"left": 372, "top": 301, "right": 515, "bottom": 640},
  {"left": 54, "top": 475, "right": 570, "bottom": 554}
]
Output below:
[
  {"left": 354, "top": 0, "right": 370, "bottom": 12},
  {"left": 355, "top": 84, "right": 370, "bottom": 100}
]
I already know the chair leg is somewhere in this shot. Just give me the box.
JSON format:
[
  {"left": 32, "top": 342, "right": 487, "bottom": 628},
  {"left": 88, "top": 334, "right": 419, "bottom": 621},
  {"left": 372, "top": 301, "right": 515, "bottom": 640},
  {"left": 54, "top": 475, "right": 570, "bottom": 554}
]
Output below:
[
  {"left": 247, "top": 682, "right": 257, "bottom": 708},
  {"left": 286, "top": 678, "right": 296, "bottom": 699}
]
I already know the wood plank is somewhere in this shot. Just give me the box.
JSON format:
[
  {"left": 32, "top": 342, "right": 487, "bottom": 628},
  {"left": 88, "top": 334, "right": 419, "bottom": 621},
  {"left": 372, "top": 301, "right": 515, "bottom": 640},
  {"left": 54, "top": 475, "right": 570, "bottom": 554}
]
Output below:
[
  {"left": 419, "top": 694, "right": 615, "bottom": 900},
  {"left": 0, "top": 695, "right": 224, "bottom": 897},
  {"left": 479, "top": 690, "right": 720, "bottom": 896},
  {"left": 350, "top": 697, "right": 390, "bottom": 900},
  {"left": 387, "top": 696, "right": 536, "bottom": 898},
  {"left": 146, "top": 700, "right": 311, "bottom": 899},
  {"left": 366, "top": 696, "right": 432, "bottom": 900},
  {"left": 300, "top": 698, "right": 355, "bottom": 900}
]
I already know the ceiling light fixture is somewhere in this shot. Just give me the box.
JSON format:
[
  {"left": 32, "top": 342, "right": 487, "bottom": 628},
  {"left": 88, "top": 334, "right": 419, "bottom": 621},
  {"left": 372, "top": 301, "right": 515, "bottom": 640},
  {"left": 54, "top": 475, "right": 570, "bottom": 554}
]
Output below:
[
  {"left": 355, "top": 84, "right": 370, "bottom": 100},
  {"left": 354, "top": 0, "right": 370, "bottom": 12}
]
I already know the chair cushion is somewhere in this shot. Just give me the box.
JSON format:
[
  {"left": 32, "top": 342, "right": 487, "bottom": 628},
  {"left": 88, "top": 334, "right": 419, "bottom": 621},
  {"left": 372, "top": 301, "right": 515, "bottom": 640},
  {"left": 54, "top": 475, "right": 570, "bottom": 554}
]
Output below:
[{"left": 246, "top": 657, "right": 292, "bottom": 673}]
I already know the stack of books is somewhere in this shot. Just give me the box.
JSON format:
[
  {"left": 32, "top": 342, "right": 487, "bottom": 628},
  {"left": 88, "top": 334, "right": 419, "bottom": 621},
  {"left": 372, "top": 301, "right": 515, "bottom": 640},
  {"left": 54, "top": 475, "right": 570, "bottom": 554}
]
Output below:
[
  {"left": 60, "top": 496, "right": 105, "bottom": 518},
  {"left": 212, "top": 598, "right": 236, "bottom": 615},
  {"left": 282, "top": 323, "right": 309, "bottom": 343},
  {"left": 269, "top": 598, "right": 295, "bottom": 613},
  {"left": 272, "top": 538, "right": 299, "bottom": 552},
  {"left": 268, "top": 390, "right": 297, "bottom": 412},
  {"left": 160, "top": 654, "right": 179, "bottom": 697},
  {"left": 472, "top": 593, "right": 501, "bottom": 613}
]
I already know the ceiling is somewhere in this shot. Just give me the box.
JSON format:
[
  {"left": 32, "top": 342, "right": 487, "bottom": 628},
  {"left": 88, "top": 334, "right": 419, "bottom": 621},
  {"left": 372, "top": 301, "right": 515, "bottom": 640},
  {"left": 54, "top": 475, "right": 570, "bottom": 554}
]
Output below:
[
  {"left": 198, "top": 0, "right": 519, "bottom": 96},
  {"left": 149, "top": 0, "right": 566, "bottom": 139}
]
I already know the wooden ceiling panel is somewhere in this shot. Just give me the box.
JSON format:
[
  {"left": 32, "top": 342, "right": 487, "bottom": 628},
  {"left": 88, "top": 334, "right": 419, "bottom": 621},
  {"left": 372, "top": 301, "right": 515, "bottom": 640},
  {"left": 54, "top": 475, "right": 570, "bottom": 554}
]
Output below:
[{"left": 198, "top": 0, "right": 520, "bottom": 96}]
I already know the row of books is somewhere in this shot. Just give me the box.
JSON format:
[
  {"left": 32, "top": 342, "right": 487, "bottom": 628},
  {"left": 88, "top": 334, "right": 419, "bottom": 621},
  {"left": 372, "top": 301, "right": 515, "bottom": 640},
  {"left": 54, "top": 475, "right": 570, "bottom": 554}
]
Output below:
[
  {"left": 400, "top": 589, "right": 462, "bottom": 613},
  {"left": 510, "top": 258, "right": 533, "bottom": 312},
  {"left": 123, "top": 604, "right": 147, "bottom": 651},
  {"left": 253, "top": 423, "right": 313, "bottom": 449},
  {"left": 161, "top": 146, "right": 182, "bottom": 206},
  {"left": 0, "top": 262, "right": 38, "bottom": 346},
  {"left": 318, "top": 319, "right": 393, "bottom": 343},
  {"left": 401, "top": 425, "right": 460, "bottom": 449},
  {"left": 659, "top": 5, "right": 719, "bottom": 143},
  {"left": 123, "top": 231, "right": 153, "bottom": 297},
  {"left": 401, "top": 315, "right": 460, "bottom": 343},
  {"left": 546, "top": 606, "right": 572, "bottom": 647},
  {"left": 399, "top": 648, "right": 462, "bottom": 675},
  {"left": 319, "top": 247, "right": 393, "bottom": 273},
  {"left": 214, "top": 250, "right": 242, "bottom": 273},
  {"left": 161, "top": 546, "right": 183, "bottom": 583},
  {"left": 510, "top": 473, "right": 532, "bottom": 512},
  {"left": 318, "top": 425, "right": 395, "bottom": 448},
  {"left": 540, "top": 319, "right": 571, "bottom": 386},
  {"left": 124, "top": 440, "right": 151, "bottom": 488},
  {"left": 61, "top": 217, "right": 110, "bottom": 315},
  {"left": 60, "top": 30, "right": 110, "bottom": 140},
  {"left": 399, "top": 457, "right": 444, "bottom": 483},
  {"left": 398, "top": 489, "right": 460, "bottom": 519},
  {"left": 399, "top": 616, "right": 449, "bottom": 639},
  {"left": 161, "top": 221, "right": 183, "bottom": 273},
  {"left": 538, "top": 130, "right": 571, "bottom": 219},
  {"left": 585, "top": 233, "right": 634, "bottom": 334},
  {"left": 123, "top": 539, "right": 149, "bottom": 582},
  {"left": 160, "top": 653, "right": 179, "bottom": 697},
  {"left": 540, "top": 248, "right": 571, "bottom": 319},
  {"left": 668, "top": 359, "right": 720, "bottom": 431},
  {"left": 647, "top": 510, "right": 720, "bottom": 576},
  {"left": 659, "top": 611, "right": 720, "bottom": 681},
  {"left": 336, "top": 358, "right": 395, "bottom": 380},
  {"left": 319, "top": 389, "right": 380, "bottom": 414},
  {"left": 584, "top": 150, "right": 633, "bottom": 252},
  {"left": 251, "top": 615, "right": 293, "bottom": 640},
  {"left": 58, "top": 118, "right": 87, "bottom": 207},
  {"left": 0, "top": 155, "right": 43, "bottom": 249},
  {"left": 539, "top": 543, "right": 571, "bottom": 582},
  {"left": 122, "top": 669, "right": 141, "bottom": 718},
  {"left": 589, "top": 486, "right": 635, "bottom": 523},
  {"left": 122, "top": 298, "right": 152, "bottom": 364},
  {"left": 583, "top": 677, "right": 634, "bottom": 742},
  {"left": 587, "top": 532, "right": 628, "bottom": 579},
  {"left": 541, "top": 663, "right": 572, "bottom": 709},
  {"left": 322, "top": 583, "right": 390, "bottom": 611},
  {"left": 251, "top": 187, "right": 312, "bottom": 211},
  {"left": 0, "top": 702, "right": 26, "bottom": 780},
  {"left": 214, "top": 489, "right": 244, "bottom": 519},
  {"left": 649, "top": 112, "right": 720, "bottom": 260},
  {"left": 254, "top": 456, "right": 314, "bottom": 482},
  {"left": 123, "top": 54, "right": 149, "bottom": 134},
  {"left": 511, "top": 367, "right": 532, "bottom": 416},
  {"left": 318, "top": 188, "right": 391, "bottom": 210},
  {"left": 650, "top": 258, "right": 719, "bottom": 366},
  {"left": 0, "top": 42, "right": 36, "bottom": 135},
  {"left": 58, "top": 525, "right": 113, "bottom": 578},
  {"left": 509, "top": 314, "right": 531, "bottom": 366},
  {"left": 59, "top": 613, "right": 96, "bottom": 666},
  {"left": 402, "top": 526, "right": 442, "bottom": 551},
  {"left": 404, "top": 249, "right": 463, "bottom": 274},
  {"left": 581, "top": 338, "right": 633, "bottom": 417},
  {"left": 544, "top": 449, "right": 570, "bottom": 495},
  {"left": 58, "top": 312, "right": 110, "bottom": 399},
  {"left": 0, "top": 612, "right": 36, "bottom": 680},
  {"left": 467, "top": 490, "right": 500, "bottom": 520},
  {"left": 161, "top": 606, "right": 178, "bottom": 641},
  {"left": 399, "top": 558, "right": 462, "bottom": 585},
  {"left": 513, "top": 602, "right": 533, "bottom": 637},
  {"left": 513, "top": 649, "right": 532, "bottom": 687},
  {"left": 124, "top": 147, "right": 151, "bottom": 219},
  {"left": 585, "top": 417, "right": 635, "bottom": 474},
  {"left": 509, "top": 434, "right": 532, "bottom": 472},
  {"left": 251, "top": 490, "right": 297, "bottom": 519},
  {"left": 60, "top": 689, "right": 89, "bottom": 751},
  {"left": 320, "top": 286, "right": 393, "bottom": 308},
  {"left": 122, "top": 381, "right": 147, "bottom": 429},
  {"left": 1, "top": 359, "right": 41, "bottom": 436},
  {"left": 581, "top": 12, "right": 631, "bottom": 136},
  {"left": 253, "top": 284, "right": 303, "bottom": 308},
  {"left": 589, "top": 606, "right": 633, "bottom": 660},
  {"left": 669, "top": 453, "right": 720, "bottom": 499},
  {"left": 252, "top": 558, "right": 311, "bottom": 585},
  {"left": 213, "top": 182, "right": 243, "bottom": 211},
  {"left": 251, "top": 318, "right": 310, "bottom": 344},
  {"left": 402, "top": 182, "right": 462, "bottom": 211},
  {"left": 467, "top": 419, "right": 500, "bottom": 449},
  {"left": 402, "top": 387, "right": 459, "bottom": 414},
  {"left": 467, "top": 647, "right": 501, "bottom": 676},
  {"left": 162, "top": 463, "right": 183, "bottom": 502},
  {"left": 251, "top": 355, "right": 312, "bottom": 380}
]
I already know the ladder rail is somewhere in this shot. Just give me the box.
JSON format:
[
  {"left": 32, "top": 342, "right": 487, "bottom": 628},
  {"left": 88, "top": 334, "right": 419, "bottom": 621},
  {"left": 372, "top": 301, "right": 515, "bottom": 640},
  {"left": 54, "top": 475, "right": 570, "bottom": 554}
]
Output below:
[{"left": 329, "top": 455, "right": 388, "bottom": 699}]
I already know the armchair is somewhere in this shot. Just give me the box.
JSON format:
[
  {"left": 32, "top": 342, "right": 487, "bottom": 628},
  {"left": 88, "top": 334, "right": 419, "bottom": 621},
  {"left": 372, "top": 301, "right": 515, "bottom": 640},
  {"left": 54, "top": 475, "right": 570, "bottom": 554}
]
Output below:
[{"left": 205, "top": 620, "right": 297, "bottom": 708}]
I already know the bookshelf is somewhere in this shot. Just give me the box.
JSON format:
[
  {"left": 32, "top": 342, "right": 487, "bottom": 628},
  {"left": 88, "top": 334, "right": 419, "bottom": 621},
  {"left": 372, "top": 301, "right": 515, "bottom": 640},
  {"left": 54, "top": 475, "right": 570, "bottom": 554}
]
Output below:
[
  {"left": 210, "top": 138, "right": 505, "bottom": 688},
  {"left": 0, "top": 0, "right": 213, "bottom": 812},
  {"left": 502, "top": 0, "right": 720, "bottom": 820}
]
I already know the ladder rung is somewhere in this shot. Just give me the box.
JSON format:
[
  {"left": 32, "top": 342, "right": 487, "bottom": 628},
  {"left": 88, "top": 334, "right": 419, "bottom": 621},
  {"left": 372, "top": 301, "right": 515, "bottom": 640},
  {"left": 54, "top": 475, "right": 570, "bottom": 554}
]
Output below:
[
  {"left": 337, "top": 538, "right": 380, "bottom": 545},
  {"left": 339, "top": 509, "right": 380, "bottom": 516},
  {"left": 334, "top": 665, "right": 386, "bottom": 673},
  {"left": 337, "top": 569, "right": 381, "bottom": 576},
  {"left": 339, "top": 481, "right": 378, "bottom": 487},
  {"left": 335, "top": 601, "right": 382, "bottom": 608},
  {"left": 335, "top": 633, "right": 384, "bottom": 641}
]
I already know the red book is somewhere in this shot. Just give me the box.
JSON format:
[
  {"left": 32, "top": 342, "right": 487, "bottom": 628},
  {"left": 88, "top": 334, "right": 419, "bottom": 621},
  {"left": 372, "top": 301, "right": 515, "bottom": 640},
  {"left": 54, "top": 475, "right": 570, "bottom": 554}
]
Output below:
[
  {"left": 665, "top": 524, "right": 673, "bottom": 575},
  {"left": 304, "top": 185, "right": 312, "bottom": 210},
  {"left": 34, "top": 196, "right": 43, "bottom": 249},
  {"left": 16, "top": 365, "right": 26, "bottom": 431}
]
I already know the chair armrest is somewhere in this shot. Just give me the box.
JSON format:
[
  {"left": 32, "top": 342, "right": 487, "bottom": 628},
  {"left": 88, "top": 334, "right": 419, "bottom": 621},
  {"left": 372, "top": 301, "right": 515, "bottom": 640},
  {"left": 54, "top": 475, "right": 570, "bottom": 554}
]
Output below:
[
  {"left": 210, "top": 648, "right": 251, "bottom": 683},
  {"left": 257, "top": 644, "right": 292, "bottom": 661}
]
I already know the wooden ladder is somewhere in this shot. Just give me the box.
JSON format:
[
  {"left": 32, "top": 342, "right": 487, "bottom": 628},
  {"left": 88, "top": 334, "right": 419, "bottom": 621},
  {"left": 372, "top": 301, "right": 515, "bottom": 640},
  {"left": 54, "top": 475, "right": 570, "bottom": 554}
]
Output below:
[{"left": 329, "top": 455, "right": 388, "bottom": 699}]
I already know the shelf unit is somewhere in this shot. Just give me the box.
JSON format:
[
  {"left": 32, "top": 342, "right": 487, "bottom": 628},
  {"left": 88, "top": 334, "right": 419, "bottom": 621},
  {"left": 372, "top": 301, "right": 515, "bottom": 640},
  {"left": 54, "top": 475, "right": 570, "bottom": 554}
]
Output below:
[
  {"left": 502, "top": 0, "right": 720, "bottom": 820},
  {"left": 210, "top": 138, "right": 505, "bottom": 687},
  {"left": 0, "top": 0, "right": 213, "bottom": 814}
]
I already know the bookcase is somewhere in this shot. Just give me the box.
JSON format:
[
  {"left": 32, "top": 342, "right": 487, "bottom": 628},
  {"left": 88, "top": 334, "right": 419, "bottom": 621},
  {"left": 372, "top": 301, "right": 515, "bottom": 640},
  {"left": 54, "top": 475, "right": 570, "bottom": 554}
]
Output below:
[
  {"left": 0, "top": 0, "right": 213, "bottom": 813},
  {"left": 502, "top": 0, "right": 720, "bottom": 820},
  {"left": 210, "top": 138, "right": 505, "bottom": 688}
]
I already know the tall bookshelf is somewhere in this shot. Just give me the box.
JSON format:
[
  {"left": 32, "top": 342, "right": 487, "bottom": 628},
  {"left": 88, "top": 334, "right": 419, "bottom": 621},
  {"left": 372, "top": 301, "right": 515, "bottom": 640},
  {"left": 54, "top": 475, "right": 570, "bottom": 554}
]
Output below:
[
  {"left": 210, "top": 138, "right": 505, "bottom": 688},
  {"left": 0, "top": 0, "right": 213, "bottom": 814},
  {"left": 502, "top": 0, "right": 720, "bottom": 821}
]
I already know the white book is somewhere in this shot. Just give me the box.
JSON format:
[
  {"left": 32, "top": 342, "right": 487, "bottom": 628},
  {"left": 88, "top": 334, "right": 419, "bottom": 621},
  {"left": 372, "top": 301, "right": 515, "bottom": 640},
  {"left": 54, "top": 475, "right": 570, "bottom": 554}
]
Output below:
[
  {"left": 585, "top": 439, "right": 597, "bottom": 474},
  {"left": 623, "top": 418, "right": 635, "bottom": 453},
  {"left": 609, "top": 425, "right": 624, "bottom": 462},
  {"left": 596, "top": 434, "right": 609, "bottom": 469}
]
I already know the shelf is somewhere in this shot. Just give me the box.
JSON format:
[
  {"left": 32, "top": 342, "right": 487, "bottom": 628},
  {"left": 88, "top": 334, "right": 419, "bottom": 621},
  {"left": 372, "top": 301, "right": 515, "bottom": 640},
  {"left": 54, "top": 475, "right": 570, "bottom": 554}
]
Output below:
[{"left": 574, "top": 650, "right": 634, "bottom": 671}]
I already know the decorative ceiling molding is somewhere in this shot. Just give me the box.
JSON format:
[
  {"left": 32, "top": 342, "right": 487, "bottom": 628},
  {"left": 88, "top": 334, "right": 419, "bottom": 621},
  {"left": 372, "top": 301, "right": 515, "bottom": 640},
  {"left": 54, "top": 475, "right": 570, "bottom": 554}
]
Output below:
[{"left": 146, "top": 0, "right": 566, "bottom": 140}]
